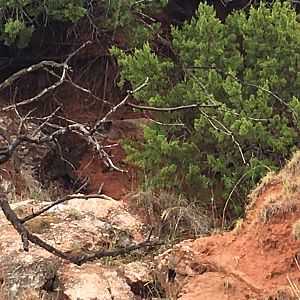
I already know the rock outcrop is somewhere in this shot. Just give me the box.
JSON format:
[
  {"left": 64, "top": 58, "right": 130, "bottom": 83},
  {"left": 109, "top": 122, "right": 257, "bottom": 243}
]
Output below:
[{"left": 0, "top": 194, "right": 153, "bottom": 299}]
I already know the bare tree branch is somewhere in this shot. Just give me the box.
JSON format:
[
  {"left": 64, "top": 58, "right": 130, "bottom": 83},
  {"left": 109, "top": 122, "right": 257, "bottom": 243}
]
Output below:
[
  {"left": 42, "top": 119, "right": 128, "bottom": 173},
  {"left": 75, "top": 239, "right": 164, "bottom": 265},
  {"left": 1, "top": 41, "right": 92, "bottom": 112},
  {"left": 91, "top": 77, "right": 149, "bottom": 135},
  {"left": 0, "top": 49, "right": 160, "bottom": 267},
  {"left": 126, "top": 101, "right": 220, "bottom": 112},
  {"left": 0, "top": 187, "right": 163, "bottom": 265},
  {"left": 43, "top": 68, "right": 113, "bottom": 107},
  {"left": 19, "top": 194, "right": 103, "bottom": 223},
  {"left": 221, "top": 164, "right": 272, "bottom": 227},
  {"left": 199, "top": 108, "right": 247, "bottom": 165},
  {"left": 3, "top": 67, "right": 67, "bottom": 111},
  {"left": 0, "top": 61, "right": 63, "bottom": 92},
  {"left": 100, "top": 147, "right": 127, "bottom": 173}
]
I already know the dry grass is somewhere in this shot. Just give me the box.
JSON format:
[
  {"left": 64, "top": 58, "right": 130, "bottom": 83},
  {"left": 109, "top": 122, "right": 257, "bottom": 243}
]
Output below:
[
  {"left": 137, "top": 189, "right": 213, "bottom": 242},
  {"left": 257, "top": 199, "right": 297, "bottom": 223},
  {"left": 66, "top": 208, "right": 84, "bottom": 220},
  {"left": 287, "top": 275, "right": 300, "bottom": 300},
  {"left": 281, "top": 150, "right": 300, "bottom": 178},
  {"left": 247, "top": 171, "right": 278, "bottom": 211},
  {"left": 248, "top": 151, "right": 300, "bottom": 208},
  {"left": 247, "top": 151, "right": 300, "bottom": 224},
  {"left": 287, "top": 255, "right": 300, "bottom": 300},
  {"left": 21, "top": 169, "right": 51, "bottom": 203},
  {"left": 292, "top": 219, "right": 300, "bottom": 240},
  {"left": 256, "top": 173, "right": 299, "bottom": 223},
  {"left": 24, "top": 214, "right": 60, "bottom": 234}
]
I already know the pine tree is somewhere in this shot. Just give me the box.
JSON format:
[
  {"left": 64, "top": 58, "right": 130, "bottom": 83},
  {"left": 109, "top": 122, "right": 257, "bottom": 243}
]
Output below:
[{"left": 112, "top": 1, "right": 300, "bottom": 218}]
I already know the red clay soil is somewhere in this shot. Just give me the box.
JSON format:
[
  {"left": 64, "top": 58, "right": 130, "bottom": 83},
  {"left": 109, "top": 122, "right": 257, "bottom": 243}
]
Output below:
[
  {"left": 162, "top": 156, "right": 300, "bottom": 300},
  {"left": 76, "top": 141, "right": 138, "bottom": 200},
  {"left": 0, "top": 75, "right": 141, "bottom": 200},
  {"left": 2, "top": 63, "right": 300, "bottom": 299},
  {"left": 62, "top": 90, "right": 144, "bottom": 199}
]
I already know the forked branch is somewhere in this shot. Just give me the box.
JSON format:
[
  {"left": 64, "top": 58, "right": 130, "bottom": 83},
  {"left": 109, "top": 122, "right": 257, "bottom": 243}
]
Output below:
[
  {"left": 0, "top": 188, "right": 163, "bottom": 265},
  {"left": 1, "top": 41, "right": 91, "bottom": 112}
]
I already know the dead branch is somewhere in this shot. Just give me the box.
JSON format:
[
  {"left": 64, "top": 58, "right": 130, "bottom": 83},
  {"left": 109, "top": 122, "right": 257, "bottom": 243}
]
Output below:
[
  {"left": 0, "top": 192, "right": 30, "bottom": 251},
  {"left": 43, "top": 120, "right": 127, "bottom": 173},
  {"left": 43, "top": 68, "right": 113, "bottom": 107},
  {"left": 0, "top": 61, "right": 63, "bottom": 92},
  {"left": 221, "top": 172, "right": 248, "bottom": 228},
  {"left": 0, "top": 47, "right": 161, "bottom": 267},
  {"left": 0, "top": 187, "right": 163, "bottom": 265},
  {"left": 221, "top": 164, "right": 272, "bottom": 227},
  {"left": 32, "top": 107, "right": 61, "bottom": 137},
  {"left": 0, "top": 134, "right": 40, "bottom": 164},
  {"left": 150, "top": 118, "right": 185, "bottom": 126},
  {"left": 126, "top": 101, "right": 220, "bottom": 112},
  {"left": 124, "top": 87, "right": 245, "bottom": 164},
  {"left": 0, "top": 190, "right": 88, "bottom": 260},
  {"left": 19, "top": 194, "right": 103, "bottom": 223},
  {"left": 91, "top": 77, "right": 149, "bottom": 135},
  {"left": 1, "top": 41, "right": 91, "bottom": 112},
  {"left": 199, "top": 108, "right": 247, "bottom": 165},
  {"left": 75, "top": 239, "right": 164, "bottom": 265},
  {"left": 100, "top": 147, "right": 128, "bottom": 173}
]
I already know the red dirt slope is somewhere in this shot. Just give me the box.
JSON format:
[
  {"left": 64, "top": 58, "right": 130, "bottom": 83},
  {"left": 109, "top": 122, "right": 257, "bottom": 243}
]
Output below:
[{"left": 155, "top": 152, "right": 300, "bottom": 299}]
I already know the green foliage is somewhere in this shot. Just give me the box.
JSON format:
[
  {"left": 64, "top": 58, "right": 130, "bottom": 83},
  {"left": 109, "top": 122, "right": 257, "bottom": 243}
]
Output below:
[
  {"left": 0, "top": 0, "right": 87, "bottom": 47},
  {"left": 0, "top": 0, "right": 167, "bottom": 48},
  {"left": 138, "top": 189, "right": 213, "bottom": 242},
  {"left": 102, "top": 0, "right": 167, "bottom": 47},
  {"left": 114, "top": 1, "right": 300, "bottom": 215},
  {"left": 2, "top": 18, "right": 34, "bottom": 48}
]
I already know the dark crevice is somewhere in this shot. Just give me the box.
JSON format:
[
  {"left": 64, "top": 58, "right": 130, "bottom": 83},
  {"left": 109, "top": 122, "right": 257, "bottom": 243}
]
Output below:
[
  {"left": 167, "top": 268, "right": 177, "bottom": 283},
  {"left": 41, "top": 274, "right": 69, "bottom": 300},
  {"left": 41, "top": 274, "right": 58, "bottom": 292},
  {"left": 34, "top": 132, "right": 89, "bottom": 193},
  {"left": 127, "top": 279, "right": 166, "bottom": 299}
]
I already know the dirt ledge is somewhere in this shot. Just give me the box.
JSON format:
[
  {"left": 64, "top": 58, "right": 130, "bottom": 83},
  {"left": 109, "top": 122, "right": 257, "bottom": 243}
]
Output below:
[{"left": 154, "top": 151, "right": 300, "bottom": 300}]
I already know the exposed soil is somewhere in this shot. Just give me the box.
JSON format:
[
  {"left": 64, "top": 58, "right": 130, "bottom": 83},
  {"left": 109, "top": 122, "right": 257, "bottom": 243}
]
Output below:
[
  {"left": 1, "top": 6, "right": 300, "bottom": 298},
  {"left": 76, "top": 141, "right": 137, "bottom": 199},
  {"left": 155, "top": 154, "right": 300, "bottom": 299},
  {"left": 3, "top": 88, "right": 299, "bottom": 299}
]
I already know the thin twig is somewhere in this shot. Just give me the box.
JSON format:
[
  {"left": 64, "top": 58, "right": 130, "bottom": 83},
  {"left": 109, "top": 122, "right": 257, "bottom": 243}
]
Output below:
[
  {"left": 287, "top": 275, "right": 300, "bottom": 299},
  {"left": 100, "top": 147, "right": 127, "bottom": 173},
  {"left": 0, "top": 190, "right": 163, "bottom": 265},
  {"left": 295, "top": 256, "right": 300, "bottom": 270},
  {"left": 1, "top": 41, "right": 91, "bottom": 112},
  {"left": 126, "top": 101, "right": 220, "bottom": 112},
  {"left": 75, "top": 239, "right": 164, "bottom": 265},
  {"left": 91, "top": 77, "right": 149, "bottom": 134},
  {"left": 43, "top": 68, "right": 113, "bottom": 107},
  {"left": 20, "top": 193, "right": 106, "bottom": 223},
  {"left": 200, "top": 108, "right": 247, "bottom": 165},
  {"left": 221, "top": 165, "right": 271, "bottom": 227},
  {"left": 3, "top": 67, "right": 67, "bottom": 111},
  {"left": 0, "top": 61, "right": 63, "bottom": 92},
  {"left": 222, "top": 172, "right": 248, "bottom": 228},
  {"left": 32, "top": 107, "right": 60, "bottom": 136}
]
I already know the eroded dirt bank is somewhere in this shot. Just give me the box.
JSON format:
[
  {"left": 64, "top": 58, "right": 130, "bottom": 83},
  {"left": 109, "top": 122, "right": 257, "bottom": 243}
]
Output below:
[
  {"left": 154, "top": 153, "right": 300, "bottom": 299},
  {"left": 1, "top": 112, "right": 300, "bottom": 299},
  {"left": 0, "top": 10, "right": 300, "bottom": 298}
]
